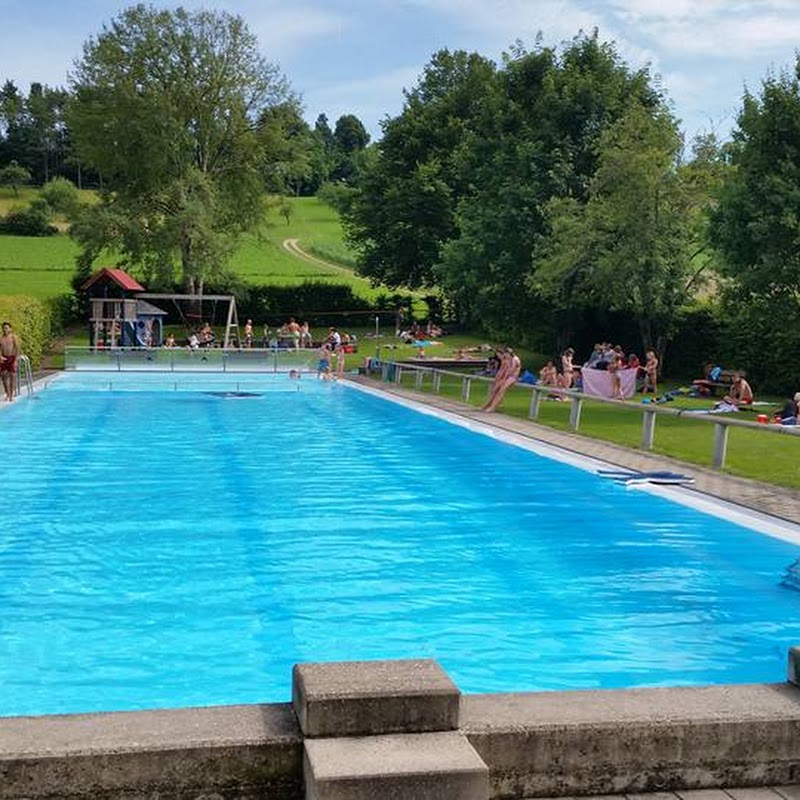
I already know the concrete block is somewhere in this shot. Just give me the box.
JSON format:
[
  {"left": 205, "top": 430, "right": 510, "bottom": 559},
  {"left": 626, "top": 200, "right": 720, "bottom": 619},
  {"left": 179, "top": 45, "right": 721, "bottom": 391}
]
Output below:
[
  {"left": 788, "top": 647, "right": 800, "bottom": 685},
  {"left": 304, "top": 731, "right": 488, "bottom": 800},
  {"left": 293, "top": 658, "right": 460, "bottom": 738}
]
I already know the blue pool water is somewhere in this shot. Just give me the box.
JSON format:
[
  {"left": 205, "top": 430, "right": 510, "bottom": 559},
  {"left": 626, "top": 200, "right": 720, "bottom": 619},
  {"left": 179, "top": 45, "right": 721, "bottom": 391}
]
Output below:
[{"left": 2, "top": 371, "right": 800, "bottom": 717}]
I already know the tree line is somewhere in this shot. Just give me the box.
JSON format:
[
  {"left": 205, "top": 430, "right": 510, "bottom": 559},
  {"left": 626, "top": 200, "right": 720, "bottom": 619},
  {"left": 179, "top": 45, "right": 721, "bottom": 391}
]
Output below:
[
  {"left": 336, "top": 34, "right": 800, "bottom": 392},
  {"left": 0, "top": 80, "right": 370, "bottom": 197}
]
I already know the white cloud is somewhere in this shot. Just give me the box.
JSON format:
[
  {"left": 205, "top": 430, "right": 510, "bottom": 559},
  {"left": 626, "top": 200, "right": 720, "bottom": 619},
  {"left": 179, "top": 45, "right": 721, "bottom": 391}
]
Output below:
[
  {"left": 245, "top": 6, "right": 352, "bottom": 61},
  {"left": 608, "top": 0, "right": 800, "bottom": 57},
  {"left": 399, "top": 0, "right": 601, "bottom": 48}
]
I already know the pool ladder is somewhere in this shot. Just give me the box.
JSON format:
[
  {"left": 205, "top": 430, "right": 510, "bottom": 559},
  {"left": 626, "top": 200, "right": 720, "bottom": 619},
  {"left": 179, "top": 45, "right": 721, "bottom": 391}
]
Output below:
[{"left": 15, "top": 354, "right": 34, "bottom": 398}]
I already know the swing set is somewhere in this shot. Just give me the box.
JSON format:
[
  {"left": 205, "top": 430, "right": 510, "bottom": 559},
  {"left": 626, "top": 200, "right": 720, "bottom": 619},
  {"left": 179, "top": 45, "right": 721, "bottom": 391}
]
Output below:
[{"left": 135, "top": 293, "right": 240, "bottom": 348}]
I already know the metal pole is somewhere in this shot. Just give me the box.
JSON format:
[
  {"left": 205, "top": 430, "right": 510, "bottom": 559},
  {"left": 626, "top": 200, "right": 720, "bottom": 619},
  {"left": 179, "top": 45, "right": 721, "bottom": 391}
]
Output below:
[{"left": 375, "top": 315, "right": 380, "bottom": 361}]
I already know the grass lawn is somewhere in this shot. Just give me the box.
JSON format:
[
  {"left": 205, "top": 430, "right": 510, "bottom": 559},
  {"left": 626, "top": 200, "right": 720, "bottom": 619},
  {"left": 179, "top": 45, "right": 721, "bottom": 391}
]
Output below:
[{"left": 392, "top": 366, "right": 800, "bottom": 490}]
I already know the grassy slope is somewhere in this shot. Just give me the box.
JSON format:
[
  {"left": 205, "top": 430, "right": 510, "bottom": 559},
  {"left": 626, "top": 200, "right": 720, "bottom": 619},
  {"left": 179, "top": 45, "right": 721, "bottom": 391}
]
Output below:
[{"left": 0, "top": 193, "right": 375, "bottom": 300}]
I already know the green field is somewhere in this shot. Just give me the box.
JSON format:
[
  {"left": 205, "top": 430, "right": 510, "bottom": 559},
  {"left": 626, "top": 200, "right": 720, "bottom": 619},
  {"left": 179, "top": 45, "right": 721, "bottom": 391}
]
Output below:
[{"left": 0, "top": 191, "right": 375, "bottom": 300}]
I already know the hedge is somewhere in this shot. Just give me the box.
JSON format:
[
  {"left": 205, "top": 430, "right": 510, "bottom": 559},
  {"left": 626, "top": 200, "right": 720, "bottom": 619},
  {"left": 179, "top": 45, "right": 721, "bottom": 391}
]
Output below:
[{"left": 0, "top": 295, "right": 51, "bottom": 369}]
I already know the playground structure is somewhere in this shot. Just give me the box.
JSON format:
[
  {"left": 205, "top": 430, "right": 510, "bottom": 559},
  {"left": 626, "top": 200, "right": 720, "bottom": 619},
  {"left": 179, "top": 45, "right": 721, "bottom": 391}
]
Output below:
[{"left": 81, "top": 268, "right": 240, "bottom": 349}]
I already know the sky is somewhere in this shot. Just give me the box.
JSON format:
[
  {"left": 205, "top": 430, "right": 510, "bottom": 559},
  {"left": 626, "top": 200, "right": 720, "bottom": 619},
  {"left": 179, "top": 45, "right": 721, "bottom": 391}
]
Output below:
[{"left": 3, "top": 0, "right": 800, "bottom": 147}]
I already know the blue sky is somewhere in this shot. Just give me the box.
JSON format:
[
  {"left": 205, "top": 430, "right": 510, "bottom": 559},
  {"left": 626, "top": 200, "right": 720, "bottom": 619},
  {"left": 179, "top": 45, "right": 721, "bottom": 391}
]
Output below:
[{"left": 3, "top": 0, "right": 800, "bottom": 146}]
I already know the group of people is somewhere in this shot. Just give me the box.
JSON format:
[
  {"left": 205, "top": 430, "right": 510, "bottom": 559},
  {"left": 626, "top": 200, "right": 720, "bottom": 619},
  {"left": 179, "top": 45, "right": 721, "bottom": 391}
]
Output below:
[
  {"left": 316, "top": 327, "right": 350, "bottom": 380},
  {"left": 583, "top": 342, "right": 659, "bottom": 397},
  {"left": 317, "top": 328, "right": 348, "bottom": 381},
  {"left": 398, "top": 321, "right": 444, "bottom": 343},
  {"left": 534, "top": 344, "right": 658, "bottom": 400}
]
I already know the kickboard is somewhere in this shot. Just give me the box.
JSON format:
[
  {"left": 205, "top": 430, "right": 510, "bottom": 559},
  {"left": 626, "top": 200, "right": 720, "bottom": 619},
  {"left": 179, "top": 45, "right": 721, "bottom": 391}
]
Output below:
[
  {"left": 598, "top": 469, "right": 692, "bottom": 480},
  {"left": 616, "top": 476, "right": 695, "bottom": 486}
]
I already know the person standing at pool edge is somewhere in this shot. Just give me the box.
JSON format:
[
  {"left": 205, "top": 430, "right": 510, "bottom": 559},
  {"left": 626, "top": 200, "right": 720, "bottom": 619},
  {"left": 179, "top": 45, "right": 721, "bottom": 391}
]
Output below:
[
  {"left": 0, "top": 321, "right": 21, "bottom": 402},
  {"left": 482, "top": 347, "right": 521, "bottom": 412}
]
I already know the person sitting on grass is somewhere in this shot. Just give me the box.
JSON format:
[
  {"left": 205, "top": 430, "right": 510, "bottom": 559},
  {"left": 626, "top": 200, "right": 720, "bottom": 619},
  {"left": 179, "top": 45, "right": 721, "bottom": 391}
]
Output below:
[
  {"left": 539, "top": 360, "right": 558, "bottom": 388},
  {"left": 722, "top": 373, "right": 753, "bottom": 408},
  {"left": 775, "top": 393, "right": 799, "bottom": 425}
]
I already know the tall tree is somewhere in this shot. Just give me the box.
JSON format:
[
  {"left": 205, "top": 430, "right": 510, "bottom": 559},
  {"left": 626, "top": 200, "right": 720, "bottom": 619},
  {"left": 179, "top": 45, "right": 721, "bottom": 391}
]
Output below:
[
  {"left": 535, "top": 102, "right": 693, "bottom": 357},
  {"left": 435, "top": 33, "right": 662, "bottom": 340},
  {"left": 708, "top": 60, "right": 800, "bottom": 390},
  {"left": 709, "top": 63, "right": 800, "bottom": 299},
  {"left": 343, "top": 49, "right": 498, "bottom": 288},
  {"left": 258, "top": 100, "right": 313, "bottom": 196},
  {"left": 67, "top": 4, "right": 292, "bottom": 292}
]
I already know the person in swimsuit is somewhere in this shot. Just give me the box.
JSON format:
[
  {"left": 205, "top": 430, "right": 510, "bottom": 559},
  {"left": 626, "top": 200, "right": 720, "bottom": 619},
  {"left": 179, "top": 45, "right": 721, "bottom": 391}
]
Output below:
[
  {"left": 723, "top": 373, "right": 753, "bottom": 408},
  {"left": 558, "top": 348, "right": 575, "bottom": 389},
  {"left": 317, "top": 342, "right": 332, "bottom": 379},
  {"left": 0, "top": 321, "right": 21, "bottom": 402},
  {"left": 642, "top": 350, "right": 658, "bottom": 395},
  {"left": 482, "top": 347, "right": 522, "bottom": 412}
]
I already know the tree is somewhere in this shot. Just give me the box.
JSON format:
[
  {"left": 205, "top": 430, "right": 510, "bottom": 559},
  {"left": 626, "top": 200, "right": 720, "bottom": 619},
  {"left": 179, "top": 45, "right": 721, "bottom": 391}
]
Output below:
[
  {"left": 435, "top": 32, "right": 663, "bottom": 340},
  {"left": 258, "top": 100, "right": 314, "bottom": 195},
  {"left": 535, "top": 102, "right": 694, "bottom": 358},
  {"left": 0, "top": 160, "right": 31, "bottom": 196},
  {"left": 67, "top": 4, "right": 292, "bottom": 292},
  {"left": 708, "top": 60, "right": 800, "bottom": 390},
  {"left": 40, "top": 176, "right": 81, "bottom": 217},
  {"left": 709, "top": 63, "right": 800, "bottom": 300},
  {"left": 343, "top": 49, "right": 498, "bottom": 289}
]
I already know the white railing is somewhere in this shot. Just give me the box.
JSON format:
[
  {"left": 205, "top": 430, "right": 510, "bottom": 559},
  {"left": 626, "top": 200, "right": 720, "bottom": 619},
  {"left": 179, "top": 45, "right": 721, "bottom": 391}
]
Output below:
[
  {"left": 374, "top": 360, "right": 800, "bottom": 471},
  {"left": 15, "top": 354, "right": 34, "bottom": 398},
  {"left": 64, "top": 346, "right": 316, "bottom": 373}
]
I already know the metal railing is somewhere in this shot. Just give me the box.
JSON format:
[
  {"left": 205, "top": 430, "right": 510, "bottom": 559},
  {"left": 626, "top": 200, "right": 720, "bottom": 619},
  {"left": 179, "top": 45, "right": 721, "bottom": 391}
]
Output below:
[
  {"left": 374, "top": 360, "right": 800, "bottom": 471},
  {"left": 15, "top": 354, "right": 33, "bottom": 398},
  {"left": 64, "top": 346, "right": 317, "bottom": 373}
]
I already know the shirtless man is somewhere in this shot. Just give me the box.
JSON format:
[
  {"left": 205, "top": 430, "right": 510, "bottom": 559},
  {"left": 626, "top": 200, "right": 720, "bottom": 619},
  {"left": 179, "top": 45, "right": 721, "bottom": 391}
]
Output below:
[
  {"left": 641, "top": 350, "right": 658, "bottom": 395},
  {"left": 482, "top": 347, "right": 521, "bottom": 412},
  {"left": 0, "top": 321, "right": 21, "bottom": 402},
  {"left": 723, "top": 373, "right": 753, "bottom": 408}
]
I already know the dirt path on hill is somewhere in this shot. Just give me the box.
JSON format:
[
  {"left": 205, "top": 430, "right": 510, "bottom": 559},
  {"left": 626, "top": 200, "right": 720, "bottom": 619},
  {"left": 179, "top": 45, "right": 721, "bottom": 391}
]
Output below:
[{"left": 281, "top": 238, "right": 354, "bottom": 276}]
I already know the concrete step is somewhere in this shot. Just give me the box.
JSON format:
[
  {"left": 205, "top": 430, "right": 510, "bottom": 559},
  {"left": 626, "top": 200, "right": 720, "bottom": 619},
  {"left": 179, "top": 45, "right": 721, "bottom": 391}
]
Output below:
[
  {"left": 304, "top": 731, "right": 489, "bottom": 800},
  {"left": 293, "top": 658, "right": 460, "bottom": 737}
]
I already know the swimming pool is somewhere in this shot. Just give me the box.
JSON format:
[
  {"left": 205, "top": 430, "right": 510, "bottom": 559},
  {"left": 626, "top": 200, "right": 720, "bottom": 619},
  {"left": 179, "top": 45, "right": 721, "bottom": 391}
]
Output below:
[{"left": 2, "top": 371, "right": 800, "bottom": 717}]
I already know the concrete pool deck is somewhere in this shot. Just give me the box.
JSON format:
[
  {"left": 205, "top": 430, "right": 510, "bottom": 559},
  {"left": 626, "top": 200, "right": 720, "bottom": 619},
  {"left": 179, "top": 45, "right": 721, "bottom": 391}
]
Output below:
[{"left": 351, "top": 375, "right": 800, "bottom": 528}]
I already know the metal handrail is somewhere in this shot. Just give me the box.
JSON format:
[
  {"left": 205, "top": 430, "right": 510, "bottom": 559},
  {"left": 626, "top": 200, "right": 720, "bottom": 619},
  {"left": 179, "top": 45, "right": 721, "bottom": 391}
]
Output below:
[
  {"left": 15, "top": 354, "right": 34, "bottom": 398},
  {"left": 63, "top": 345, "right": 317, "bottom": 373},
  {"left": 377, "top": 359, "right": 800, "bottom": 471}
]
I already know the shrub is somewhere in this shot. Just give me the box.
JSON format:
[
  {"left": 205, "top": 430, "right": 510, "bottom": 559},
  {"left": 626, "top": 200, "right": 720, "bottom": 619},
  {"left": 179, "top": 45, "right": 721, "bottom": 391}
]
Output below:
[
  {"left": 0, "top": 295, "right": 51, "bottom": 368},
  {"left": 40, "top": 178, "right": 81, "bottom": 218},
  {"left": 0, "top": 198, "right": 57, "bottom": 236},
  {"left": 316, "top": 182, "right": 357, "bottom": 216}
]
